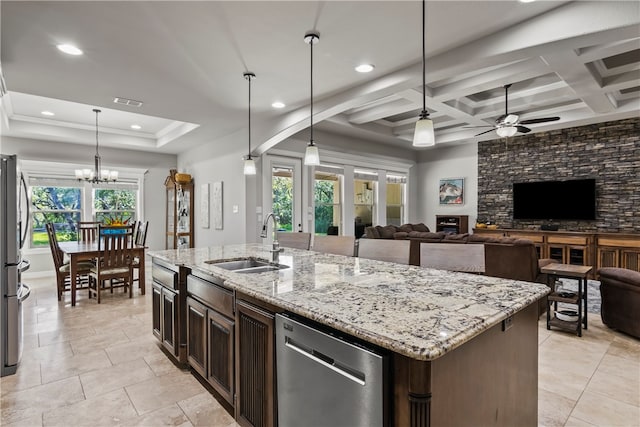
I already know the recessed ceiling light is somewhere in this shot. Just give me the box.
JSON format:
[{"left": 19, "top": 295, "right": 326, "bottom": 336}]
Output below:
[
  {"left": 130, "top": 124, "right": 142, "bottom": 130},
  {"left": 519, "top": 0, "right": 536, "bottom": 3},
  {"left": 355, "top": 64, "right": 375, "bottom": 73},
  {"left": 56, "top": 44, "right": 83, "bottom": 56},
  {"left": 272, "top": 101, "right": 286, "bottom": 109},
  {"left": 41, "top": 111, "right": 55, "bottom": 116}
]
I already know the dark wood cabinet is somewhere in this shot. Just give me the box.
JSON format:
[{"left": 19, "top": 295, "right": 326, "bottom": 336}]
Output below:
[
  {"left": 235, "top": 300, "right": 275, "bottom": 427},
  {"left": 436, "top": 215, "right": 468, "bottom": 234},
  {"left": 187, "top": 297, "right": 207, "bottom": 378},
  {"left": 151, "top": 259, "right": 188, "bottom": 364},
  {"left": 208, "top": 309, "right": 235, "bottom": 404},
  {"left": 186, "top": 273, "right": 236, "bottom": 407}
]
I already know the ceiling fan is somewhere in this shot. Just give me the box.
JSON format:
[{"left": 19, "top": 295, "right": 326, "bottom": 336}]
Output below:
[{"left": 465, "top": 84, "right": 560, "bottom": 137}]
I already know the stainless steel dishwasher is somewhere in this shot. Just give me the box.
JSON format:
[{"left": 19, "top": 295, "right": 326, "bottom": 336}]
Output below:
[{"left": 276, "top": 313, "right": 388, "bottom": 427}]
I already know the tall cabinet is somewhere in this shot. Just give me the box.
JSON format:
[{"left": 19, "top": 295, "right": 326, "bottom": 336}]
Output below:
[{"left": 165, "top": 170, "right": 194, "bottom": 249}]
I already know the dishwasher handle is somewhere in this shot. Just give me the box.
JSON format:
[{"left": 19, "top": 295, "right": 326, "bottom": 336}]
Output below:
[{"left": 285, "top": 337, "right": 366, "bottom": 386}]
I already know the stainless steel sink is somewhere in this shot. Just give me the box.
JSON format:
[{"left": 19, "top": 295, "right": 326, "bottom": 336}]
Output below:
[{"left": 206, "top": 258, "right": 289, "bottom": 274}]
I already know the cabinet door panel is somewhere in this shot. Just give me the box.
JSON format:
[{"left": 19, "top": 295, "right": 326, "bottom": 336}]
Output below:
[
  {"left": 162, "top": 288, "right": 178, "bottom": 356},
  {"left": 208, "top": 310, "right": 234, "bottom": 405},
  {"left": 152, "top": 283, "right": 162, "bottom": 340},
  {"left": 187, "top": 297, "right": 207, "bottom": 378},
  {"left": 235, "top": 301, "right": 275, "bottom": 427},
  {"left": 597, "top": 248, "right": 619, "bottom": 270},
  {"left": 621, "top": 250, "right": 640, "bottom": 273}
]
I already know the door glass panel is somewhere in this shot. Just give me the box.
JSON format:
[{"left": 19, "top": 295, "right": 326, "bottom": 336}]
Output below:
[
  {"left": 386, "top": 181, "right": 405, "bottom": 226},
  {"left": 272, "top": 167, "right": 293, "bottom": 231},
  {"left": 314, "top": 171, "right": 341, "bottom": 235}
]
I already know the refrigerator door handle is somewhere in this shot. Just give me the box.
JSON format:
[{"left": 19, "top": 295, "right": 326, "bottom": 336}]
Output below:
[
  {"left": 19, "top": 173, "right": 29, "bottom": 250},
  {"left": 18, "top": 284, "right": 31, "bottom": 302}
]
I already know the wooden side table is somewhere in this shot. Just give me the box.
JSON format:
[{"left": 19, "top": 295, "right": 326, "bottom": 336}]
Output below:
[{"left": 540, "top": 263, "right": 592, "bottom": 337}]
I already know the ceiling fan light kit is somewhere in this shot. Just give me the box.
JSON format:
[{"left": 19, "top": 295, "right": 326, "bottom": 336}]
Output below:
[
  {"left": 304, "top": 31, "right": 321, "bottom": 166},
  {"left": 413, "top": 0, "right": 435, "bottom": 148},
  {"left": 496, "top": 126, "right": 518, "bottom": 138}
]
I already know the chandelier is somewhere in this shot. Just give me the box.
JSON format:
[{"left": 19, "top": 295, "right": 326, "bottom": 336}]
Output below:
[{"left": 75, "top": 109, "right": 118, "bottom": 183}]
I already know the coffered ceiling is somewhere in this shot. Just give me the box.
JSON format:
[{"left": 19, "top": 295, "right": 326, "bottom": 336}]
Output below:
[{"left": 1, "top": 1, "right": 639, "bottom": 156}]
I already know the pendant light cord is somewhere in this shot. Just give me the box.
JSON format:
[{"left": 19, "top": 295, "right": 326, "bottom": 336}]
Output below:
[
  {"left": 421, "top": 0, "right": 426, "bottom": 116},
  {"left": 248, "top": 75, "right": 252, "bottom": 159},
  {"left": 95, "top": 109, "right": 100, "bottom": 157},
  {"left": 310, "top": 35, "right": 314, "bottom": 145}
]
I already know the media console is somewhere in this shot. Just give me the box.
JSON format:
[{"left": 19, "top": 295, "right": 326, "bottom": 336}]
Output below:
[{"left": 473, "top": 229, "right": 640, "bottom": 278}]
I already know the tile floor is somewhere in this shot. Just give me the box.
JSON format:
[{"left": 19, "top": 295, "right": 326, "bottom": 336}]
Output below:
[{"left": 1, "top": 271, "right": 639, "bottom": 426}]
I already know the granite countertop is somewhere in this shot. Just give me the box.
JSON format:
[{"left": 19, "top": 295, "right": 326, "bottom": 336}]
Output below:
[{"left": 149, "top": 243, "right": 550, "bottom": 361}]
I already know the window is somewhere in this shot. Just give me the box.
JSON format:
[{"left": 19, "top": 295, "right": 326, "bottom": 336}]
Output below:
[
  {"left": 272, "top": 166, "right": 294, "bottom": 231},
  {"left": 30, "top": 185, "right": 82, "bottom": 247},
  {"left": 94, "top": 187, "right": 137, "bottom": 224},
  {"left": 314, "top": 171, "right": 341, "bottom": 235},
  {"left": 386, "top": 175, "right": 406, "bottom": 226}
]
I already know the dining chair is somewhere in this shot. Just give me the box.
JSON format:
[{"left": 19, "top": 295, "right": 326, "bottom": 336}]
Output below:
[
  {"left": 88, "top": 224, "right": 135, "bottom": 303},
  {"left": 78, "top": 221, "right": 100, "bottom": 242},
  {"left": 312, "top": 235, "right": 356, "bottom": 257},
  {"left": 46, "top": 223, "right": 94, "bottom": 301},
  {"left": 357, "top": 238, "right": 411, "bottom": 264},
  {"left": 277, "top": 231, "right": 311, "bottom": 250},
  {"left": 132, "top": 220, "right": 149, "bottom": 287}
]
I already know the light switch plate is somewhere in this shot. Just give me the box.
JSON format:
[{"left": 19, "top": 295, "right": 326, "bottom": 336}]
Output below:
[{"left": 233, "top": 205, "right": 239, "bottom": 213}]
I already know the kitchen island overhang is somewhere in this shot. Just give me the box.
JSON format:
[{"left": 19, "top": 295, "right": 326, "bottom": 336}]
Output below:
[{"left": 150, "top": 244, "right": 550, "bottom": 426}]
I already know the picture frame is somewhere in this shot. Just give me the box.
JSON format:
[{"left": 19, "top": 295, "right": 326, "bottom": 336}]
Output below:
[
  {"left": 439, "top": 178, "right": 464, "bottom": 205},
  {"left": 212, "top": 181, "right": 223, "bottom": 230},
  {"left": 200, "top": 183, "right": 209, "bottom": 229}
]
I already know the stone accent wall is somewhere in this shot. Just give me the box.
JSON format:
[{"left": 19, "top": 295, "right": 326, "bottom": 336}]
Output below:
[{"left": 477, "top": 118, "right": 640, "bottom": 232}]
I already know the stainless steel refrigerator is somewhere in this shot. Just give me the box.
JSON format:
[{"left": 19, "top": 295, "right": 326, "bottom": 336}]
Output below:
[{"left": 1, "top": 154, "right": 31, "bottom": 377}]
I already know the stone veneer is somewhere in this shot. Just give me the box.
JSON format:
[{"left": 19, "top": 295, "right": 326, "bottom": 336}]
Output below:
[{"left": 477, "top": 117, "right": 639, "bottom": 232}]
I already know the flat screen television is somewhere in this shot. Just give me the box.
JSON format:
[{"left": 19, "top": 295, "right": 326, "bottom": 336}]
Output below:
[{"left": 512, "top": 179, "right": 596, "bottom": 220}]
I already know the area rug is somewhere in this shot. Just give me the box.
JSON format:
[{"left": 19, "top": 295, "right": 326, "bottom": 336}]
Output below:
[{"left": 554, "top": 278, "right": 601, "bottom": 314}]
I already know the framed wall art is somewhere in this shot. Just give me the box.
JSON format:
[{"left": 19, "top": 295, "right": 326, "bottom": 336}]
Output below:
[
  {"left": 439, "top": 178, "right": 464, "bottom": 205},
  {"left": 212, "top": 181, "right": 223, "bottom": 230},
  {"left": 200, "top": 183, "right": 209, "bottom": 229}
]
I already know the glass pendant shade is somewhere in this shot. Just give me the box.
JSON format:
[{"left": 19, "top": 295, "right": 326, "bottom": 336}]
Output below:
[
  {"left": 304, "top": 144, "right": 320, "bottom": 166},
  {"left": 496, "top": 126, "right": 518, "bottom": 137},
  {"left": 243, "top": 157, "right": 256, "bottom": 175},
  {"left": 413, "top": 117, "right": 435, "bottom": 147}
]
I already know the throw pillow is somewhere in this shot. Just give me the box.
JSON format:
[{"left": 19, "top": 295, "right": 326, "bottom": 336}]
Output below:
[
  {"left": 398, "top": 224, "right": 414, "bottom": 233},
  {"left": 393, "top": 231, "right": 409, "bottom": 239},
  {"left": 378, "top": 225, "right": 398, "bottom": 239},
  {"left": 364, "top": 226, "right": 380, "bottom": 239}
]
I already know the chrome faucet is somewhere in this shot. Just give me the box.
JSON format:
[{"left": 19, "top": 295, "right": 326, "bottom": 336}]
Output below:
[{"left": 261, "top": 213, "right": 284, "bottom": 264}]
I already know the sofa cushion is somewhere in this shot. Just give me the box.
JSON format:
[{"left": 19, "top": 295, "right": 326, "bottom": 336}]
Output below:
[
  {"left": 377, "top": 225, "right": 398, "bottom": 239},
  {"left": 393, "top": 232, "right": 409, "bottom": 239},
  {"left": 398, "top": 224, "right": 414, "bottom": 233},
  {"left": 468, "top": 234, "right": 501, "bottom": 243},
  {"left": 444, "top": 233, "right": 469, "bottom": 243},
  {"left": 364, "top": 226, "right": 380, "bottom": 239},
  {"left": 598, "top": 267, "right": 640, "bottom": 286},
  {"left": 498, "top": 237, "right": 519, "bottom": 244},
  {"left": 408, "top": 231, "right": 444, "bottom": 240},
  {"left": 412, "top": 223, "right": 430, "bottom": 232}
]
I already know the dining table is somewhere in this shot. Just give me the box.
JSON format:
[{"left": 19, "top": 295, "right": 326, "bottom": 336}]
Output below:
[{"left": 58, "top": 241, "right": 146, "bottom": 306}]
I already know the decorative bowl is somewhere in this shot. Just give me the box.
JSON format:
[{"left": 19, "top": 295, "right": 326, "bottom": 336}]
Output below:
[
  {"left": 556, "top": 310, "right": 579, "bottom": 322},
  {"left": 174, "top": 173, "right": 192, "bottom": 184},
  {"left": 475, "top": 223, "right": 487, "bottom": 229}
]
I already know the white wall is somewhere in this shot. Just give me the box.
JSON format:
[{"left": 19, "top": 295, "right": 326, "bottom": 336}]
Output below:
[
  {"left": 177, "top": 130, "right": 249, "bottom": 247},
  {"left": 416, "top": 142, "right": 479, "bottom": 232},
  {"left": 2, "top": 136, "right": 176, "bottom": 273}
]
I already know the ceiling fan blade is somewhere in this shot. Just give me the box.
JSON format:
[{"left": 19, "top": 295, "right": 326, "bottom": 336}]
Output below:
[
  {"left": 519, "top": 117, "right": 560, "bottom": 125},
  {"left": 474, "top": 129, "right": 497, "bottom": 137},
  {"left": 516, "top": 126, "right": 531, "bottom": 133},
  {"left": 463, "top": 125, "right": 493, "bottom": 128}
]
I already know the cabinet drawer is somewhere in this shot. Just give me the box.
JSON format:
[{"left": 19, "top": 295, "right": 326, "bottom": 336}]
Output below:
[
  {"left": 597, "top": 237, "right": 640, "bottom": 249},
  {"left": 548, "top": 236, "right": 588, "bottom": 245},
  {"left": 152, "top": 263, "right": 178, "bottom": 290},
  {"left": 187, "top": 275, "right": 234, "bottom": 319}
]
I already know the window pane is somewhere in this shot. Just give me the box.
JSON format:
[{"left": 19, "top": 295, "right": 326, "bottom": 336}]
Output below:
[
  {"left": 30, "top": 186, "right": 82, "bottom": 247},
  {"left": 354, "top": 179, "right": 375, "bottom": 237},
  {"left": 94, "top": 188, "right": 137, "bottom": 225},
  {"left": 272, "top": 168, "right": 293, "bottom": 231},
  {"left": 31, "top": 212, "right": 80, "bottom": 247},
  {"left": 386, "top": 182, "right": 404, "bottom": 226}
]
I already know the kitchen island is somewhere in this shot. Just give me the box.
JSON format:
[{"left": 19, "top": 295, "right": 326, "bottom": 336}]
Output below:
[{"left": 150, "top": 243, "right": 549, "bottom": 427}]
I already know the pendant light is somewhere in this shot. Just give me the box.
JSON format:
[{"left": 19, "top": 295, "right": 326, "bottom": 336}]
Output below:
[
  {"left": 413, "top": 0, "right": 435, "bottom": 147},
  {"left": 243, "top": 72, "right": 257, "bottom": 175},
  {"left": 304, "top": 32, "right": 320, "bottom": 166},
  {"left": 75, "top": 109, "right": 119, "bottom": 183}
]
